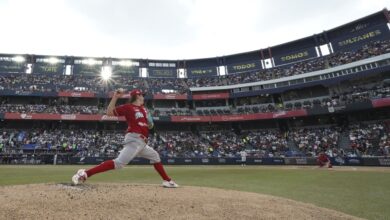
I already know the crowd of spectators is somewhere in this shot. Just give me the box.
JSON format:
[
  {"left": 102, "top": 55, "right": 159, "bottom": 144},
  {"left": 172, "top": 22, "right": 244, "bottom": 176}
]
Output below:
[
  {"left": 0, "top": 128, "right": 291, "bottom": 158},
  {"left": 147, "top": 78, "right": 188, "bottom": 94},
  {"left": 1, "top": 121, "right": 388, "bottom": 158},
  {"left": 236, "top": 84, "right": 390, "bottom": 114},
  {"left": 330, "top": 84, "right": 390, "bottom": 105},
  {"left": 348, "top": 123, "right": 389, "bottom": 157},
  {"left": 150, "top": 131, "right": 209, "bottom": 158},
  {"left": 288, "top": 122, "right": 390, "bottom": 157},
  {"left": 1, "top": 40, "right": 389, "bottom": 94},
  {"left": 0, "top": 74, "right": 148, "bottom": 93},
  {"left": 0, "top": 129, "right": 122, "bottom": 157},
  {"left": 239, "top": 130, "right": 289, "bottom": 158},
  {"left": 290, "top": 127, "right": 341, "bottom": 157},
  {"left": 0, "top": 104, "right": 100, "bottom": 114}
]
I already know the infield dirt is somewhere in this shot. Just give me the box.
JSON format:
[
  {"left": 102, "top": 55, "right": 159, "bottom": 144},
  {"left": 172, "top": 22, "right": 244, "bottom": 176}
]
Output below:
[{"left": 0, "top": 183, "right": 364, "bottom": 220}]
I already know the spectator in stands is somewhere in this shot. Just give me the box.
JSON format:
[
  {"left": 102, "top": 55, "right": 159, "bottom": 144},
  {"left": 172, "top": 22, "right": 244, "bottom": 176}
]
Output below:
[{"left": 0, "top": 120, "right": 388, "bottom": 158}]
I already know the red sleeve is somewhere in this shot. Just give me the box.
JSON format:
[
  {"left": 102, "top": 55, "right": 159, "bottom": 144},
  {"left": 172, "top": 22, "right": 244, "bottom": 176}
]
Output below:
[{"left": 114, "top": 104, "right": 130, "bottom": 116}]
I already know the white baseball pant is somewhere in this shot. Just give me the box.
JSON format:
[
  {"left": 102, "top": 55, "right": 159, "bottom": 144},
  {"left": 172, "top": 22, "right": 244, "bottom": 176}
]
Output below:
[{"left": 113, "top": 133, "right": 161, "bottom": 169}]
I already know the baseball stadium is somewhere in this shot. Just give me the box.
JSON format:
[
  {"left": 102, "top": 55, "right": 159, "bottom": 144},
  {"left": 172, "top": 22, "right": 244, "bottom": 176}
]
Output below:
[{"left": 1, "top": 3, "right": 390, "bottom": 220}]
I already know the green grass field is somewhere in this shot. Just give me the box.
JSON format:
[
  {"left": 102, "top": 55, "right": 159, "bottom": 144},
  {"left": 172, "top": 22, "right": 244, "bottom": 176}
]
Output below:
[{"left": 0, "top": 165, "right": 389, "bottom": 220}]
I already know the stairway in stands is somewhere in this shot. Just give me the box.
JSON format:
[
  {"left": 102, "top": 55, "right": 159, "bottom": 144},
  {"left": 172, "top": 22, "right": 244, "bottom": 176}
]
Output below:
[
  {"left": 286, "top": 133, "right": 303, "bottom": 156},
  {"left": 338, "top": 131, "right": 351, "bottom": 150}
]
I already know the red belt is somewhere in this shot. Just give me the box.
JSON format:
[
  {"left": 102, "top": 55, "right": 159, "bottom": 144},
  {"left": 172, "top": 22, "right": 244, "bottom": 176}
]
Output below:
[{"left": 127, "top": 132, "right": 148, "bottom": 143}]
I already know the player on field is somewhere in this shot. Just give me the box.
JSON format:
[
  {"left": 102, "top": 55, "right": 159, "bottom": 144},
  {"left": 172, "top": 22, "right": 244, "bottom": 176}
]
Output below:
[
  {"left": 72, "top": 89, "right": 179, "bottom": 188},
  {"left": 317, "top": 152, "right": 332, "bottom": 168},
  {"left": 240, "top": 149, "right": 247, "bottom": 166}
]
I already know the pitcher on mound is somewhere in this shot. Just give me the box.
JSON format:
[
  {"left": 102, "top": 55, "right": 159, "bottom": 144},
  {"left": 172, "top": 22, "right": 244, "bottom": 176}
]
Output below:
[{"left": 72, "top": 88, "right": 179, "bottom": 188}]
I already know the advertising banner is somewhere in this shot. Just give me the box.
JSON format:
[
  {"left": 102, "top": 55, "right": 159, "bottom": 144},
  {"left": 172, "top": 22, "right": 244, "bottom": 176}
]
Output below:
[
  {"left": 331, "top": 157, "right": 363, "bottom": 166},
  {"left": 148, "top": 68, "right": 177, "bottom": 78},
  {"left": 3, "top": 113, "right": 169, "bottom": 122},
  {"left": 284, "top": 157, "right": 318, "bottom": 165},
  {"left": 33, "top": 63, "right": 65, "bottom": 75},
  {"left": 273, "top": 47, "right": 317, "bottom": 66},
  {"left": 67, "top": 157, "right": 288, "bottom": 165},
  {"left": 372, "top": 97, "right": 390, "bottom": 108},
  {"left": 12, "top": 155, "right": 390, "bottom": 166},
  {"left": 331, "top": 24, "right": 390, "bottom": 52},
  {"left": 377, "top": 158, "right": 390, "bottom": 166},
  {"left": 192, "top": 92, "right": 230, "bottom": 100},
  {"left": 187, "top": 66, "right": 218, "bottom": 78},
  {"left": 153, "top": 93, "right": 188, "bottom": 100},
  {"left": 251, "top": 158, "right": 285, "bottom": 165},
  {"left": 58, "top": 91, "right": 96, "bottom": 98},
  {"left": 226, "top": 60, "right": 262, "bottom": 74},
  {"left": 72, "top": 64, "right": 101, "bottom": 76},
  {"left": 170, "top": 116, "right": 211, "bottom": 122}
]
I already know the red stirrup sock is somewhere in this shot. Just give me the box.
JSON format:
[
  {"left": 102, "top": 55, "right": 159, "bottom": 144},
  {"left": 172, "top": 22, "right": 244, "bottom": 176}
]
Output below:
[
  {"left": 85, "top": 160, "right": 115, "bottom": 177},
  {"left": 153, "top": 162, "right": 171, "bottom": 181}
]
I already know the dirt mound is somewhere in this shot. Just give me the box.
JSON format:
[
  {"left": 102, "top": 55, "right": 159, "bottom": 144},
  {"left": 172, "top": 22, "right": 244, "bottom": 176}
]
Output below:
[{"left": 0, "top": 183, "right": 363, "bottom": 220}]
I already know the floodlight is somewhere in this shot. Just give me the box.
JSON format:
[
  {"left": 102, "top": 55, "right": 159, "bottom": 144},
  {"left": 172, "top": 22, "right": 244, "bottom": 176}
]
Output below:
[
  {"left": 119, "top": 60, "right": 132, "bottom": 66},
  {"left": 13, "top": 56, "right": 25, "bottom": 62},
  {"left": 101, "top": 66, "right": 112, "bottom": 80},
  {"left": 48, "top": 57, "right": 59, "bottom": 64},
  {"left": 84, "top": 58, "right": 96, "bottom": 65}
]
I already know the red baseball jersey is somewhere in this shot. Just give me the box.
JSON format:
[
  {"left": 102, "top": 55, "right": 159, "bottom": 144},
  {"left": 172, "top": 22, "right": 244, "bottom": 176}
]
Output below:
[
  {"left": 113, "top": 104, "right": 149, "bottom": 137},
  {"left": 317, "top": 153, "right": 329, "bottom": 163}
]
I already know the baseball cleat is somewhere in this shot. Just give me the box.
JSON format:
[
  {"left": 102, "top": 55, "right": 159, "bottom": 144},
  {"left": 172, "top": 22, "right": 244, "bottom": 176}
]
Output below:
[
  {"left": 162, "top": 180, "right": 179, "bottom": 188},
  {"left": 72, "top": 169, "right": 87, "bottom": 185}
]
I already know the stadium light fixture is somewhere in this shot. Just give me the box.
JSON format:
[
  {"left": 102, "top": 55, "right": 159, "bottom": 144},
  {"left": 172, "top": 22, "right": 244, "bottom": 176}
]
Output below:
[
  {"left": 48, "top": 57, "right": 59, "bottom": 64},
  {"left": 319, "top": 44, "right": 331, "bottom": 56},
  {"left": 65, "top": 65, "right": 72, "bottom": 75},
  {"left": 13, "top": 56, "right": 25, "bottom": 63},
  {"left": 141, "top": 68, "right": 148, "bottom": 78},
  {"left": 84, "top": 58, "right": 97, "bottom": 65},
  {"left": 119, "top": 60, "right": 132, "bottom": 66},
  {"left": 218, "top": 66, "right": 226, "bottom": 76},
  {"left": 101, "top": 66, "right": 112, "bottom": 80}
]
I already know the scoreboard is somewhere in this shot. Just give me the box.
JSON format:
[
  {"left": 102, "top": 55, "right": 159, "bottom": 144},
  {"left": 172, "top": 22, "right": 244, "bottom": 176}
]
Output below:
[
  {"left": 0, "top": 61, "right": 25, "bottom": 73},
  {"left": 33, "top": 63, "right": 64, "bottom": 74}
]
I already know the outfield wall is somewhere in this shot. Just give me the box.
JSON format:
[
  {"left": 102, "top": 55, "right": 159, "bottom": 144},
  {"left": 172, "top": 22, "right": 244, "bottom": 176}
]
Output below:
[
  {"left": 1, "top": 155, "right": 390, "bottom": 166},
  {"left": 70, "top": 157, "right": 390, "bottom": 166}
]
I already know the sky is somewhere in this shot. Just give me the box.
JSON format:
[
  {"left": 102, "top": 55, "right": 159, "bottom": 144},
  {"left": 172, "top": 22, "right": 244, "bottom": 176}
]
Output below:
[{"left": 0, "top": 0, "right": 388, "bottom": 60}]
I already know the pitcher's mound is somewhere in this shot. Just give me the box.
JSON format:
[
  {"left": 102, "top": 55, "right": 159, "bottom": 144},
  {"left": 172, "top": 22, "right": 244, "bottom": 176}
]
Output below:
[{"left": 0, "top": 183, "right": 362, "bottom": 220}]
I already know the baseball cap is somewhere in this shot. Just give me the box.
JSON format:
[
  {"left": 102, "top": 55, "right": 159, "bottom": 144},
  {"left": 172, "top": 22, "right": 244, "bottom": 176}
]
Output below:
[{"left": 130, "top": 89, "right": 146, "bottom": 97}]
